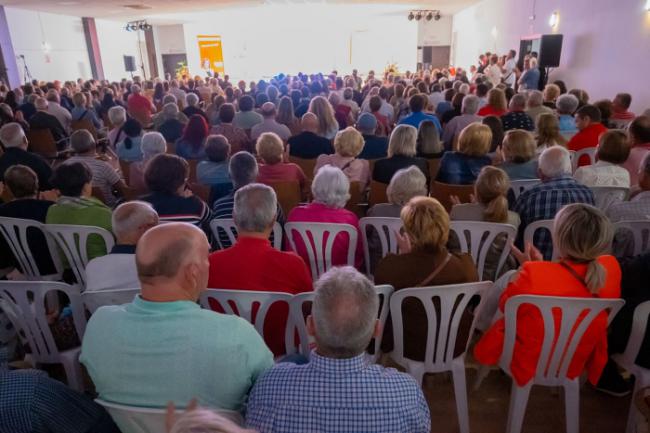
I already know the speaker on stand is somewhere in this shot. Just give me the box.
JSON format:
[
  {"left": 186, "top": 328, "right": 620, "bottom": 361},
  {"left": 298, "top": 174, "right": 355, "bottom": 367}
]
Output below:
[{"left": 123, "top": 55, "right": 136, "bottom": 79}]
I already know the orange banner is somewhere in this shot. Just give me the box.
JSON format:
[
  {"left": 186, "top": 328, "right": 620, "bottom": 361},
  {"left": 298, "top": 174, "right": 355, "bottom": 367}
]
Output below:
[{"left": 197, "top": 34, "right": 225, "bottom": 74}]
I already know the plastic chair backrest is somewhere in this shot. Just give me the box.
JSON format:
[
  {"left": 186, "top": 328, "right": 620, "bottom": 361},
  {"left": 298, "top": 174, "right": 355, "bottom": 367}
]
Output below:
[
  {"left": 614, "top": 220, "right": 650, "bottom": 256},
  {"left": 431, "top": 181, "right": 474, "bottom": 212},
  {"left": 284, "top": 222, "right": 357, "bottom": 279},
  {"left": 0, "top": 217, "right": 63, "bottom": 280},
  {"left": 449, "top": 221, "right": 517, "bottom": 281},
  {"left": 617, "top": 300, "right": 650, "bottom": 369},
  {"left": 199, "top": 289, "right": 295, "bottom": 354},
  {"left": 501, "top": 295, "right": 624, "bottom": 386},
  {"left": 523, "top": 219, "right": 557, "bottom": 260},
  {"left": 369, "top": 180, "right": 388, "bottom": 206},
  {"left": 209, "top": 219, "right": 282, "bottom": 250},
  {"left": 269, "top": 181, "right": 301, "bottom": 217},
  {"left": 82, "top": 288, "right": 140, "bottom": 314},
  {"left": 389, "top": 282, "right": 491, "bottom": 370},
  {"left": 571, "top": 147, "right": 597, "bottom": 173},
  {"left": 0, "top": 281, "right": 86, "bottom": 363},
  {"left": 290, "top": 284, "right": 394, "bottom": 361},
  {"left": 95, "top": 399, "right": 243, "bottom": 433},
  {"left": 590, "top": 186, "right": 629, "bottom": 210},
  {"left": 359, "top": 217, "right": 403, "bottom": 276},
  {"left": 509, "top": 179, "right": 541, "bottom": 201},
  {"left": 45, "top": 224, "right": 115, "bottom": 287}
]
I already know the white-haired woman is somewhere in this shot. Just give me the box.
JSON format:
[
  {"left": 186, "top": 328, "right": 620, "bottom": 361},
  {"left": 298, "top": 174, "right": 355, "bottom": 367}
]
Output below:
[
  {"left": 372, "top": 124, "right": 429, "bottom": 184},
  {"left": 107, "top": 105, "right": 127, "bottom": 149},
  {"left": 286, "top": 165, "right": 364, "bottom": 275},
  {"left": 475, "top": 203, "right": 621, "bottom": 387},
  {"left": 308, "top": 95, "right": 339, "bottom": 140},
  {"left": 315, "top": 127, "right": 370, "bottom": 190},
  {"left": 129, "top": 131, "right": 167, "bottom": 192}
]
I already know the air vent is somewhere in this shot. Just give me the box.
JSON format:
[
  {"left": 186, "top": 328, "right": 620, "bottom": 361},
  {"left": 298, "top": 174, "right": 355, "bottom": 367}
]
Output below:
[{"left": 123, "top": 4, "right": 153, "bottom": 10}]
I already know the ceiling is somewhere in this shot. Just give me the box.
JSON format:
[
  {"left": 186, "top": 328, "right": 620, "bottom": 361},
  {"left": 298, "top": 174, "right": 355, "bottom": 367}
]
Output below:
[{"left": 0, "top": 0, "right": 480, "bottom": 22}]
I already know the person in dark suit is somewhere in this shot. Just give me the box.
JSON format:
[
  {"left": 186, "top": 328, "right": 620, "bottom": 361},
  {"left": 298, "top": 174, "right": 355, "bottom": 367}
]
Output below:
[
  {"left": 356, "top": 113, "right": 389, "bottom": 160},
  {"left": 372, "top": 124, "right": 429, "bottom": 185},
  {"left": 287, "top": 112, "right": 334, "bottom": 159},
  {"left": 28, "top": 97, "right": 68, "bottom": 147},
  {"left": 0, "top": 122, "right": 52, "bottom": 190}
]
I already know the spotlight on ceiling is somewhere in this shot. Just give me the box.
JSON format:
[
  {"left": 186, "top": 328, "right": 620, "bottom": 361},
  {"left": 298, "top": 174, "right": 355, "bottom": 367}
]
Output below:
[
  {"left": 435, "top": 11, "right": 442, "bottom": 21},
  {"left": 415, "top": 11, "right": 423, "bottom": 20},
  {"left": 425, "top": 12, "right": 433, "bottom": 21},
  {"left": 408, "top": 11, "right": 414, "bottom": 21}
]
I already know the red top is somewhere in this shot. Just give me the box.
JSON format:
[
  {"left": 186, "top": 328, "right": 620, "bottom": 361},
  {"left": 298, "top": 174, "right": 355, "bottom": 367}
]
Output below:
[
  {"left": 127, "top": 93, "right": 154, "bottom": 121},
  {"left": 478, "top": 105, "right": 507, "bottom": 117},
  {"left": 474, "top": 256, "right": 621, "bottom": 386},
  {"left": 373, "top": 112, "right": 391, "bottom": 137},
  {"left": 567, "top": 123, "right": 608, "bottom": 167},
  {"left": 257, "top": 163, "right": 307, "bottom": 190},
  {"left": 208, "top": 236, "right": 313, "bottom": 356}
]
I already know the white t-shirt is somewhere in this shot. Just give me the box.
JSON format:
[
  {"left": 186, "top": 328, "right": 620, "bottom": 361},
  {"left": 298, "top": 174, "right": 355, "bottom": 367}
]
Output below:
[
  {"left": 503, "top": 58, "right": 517, "bottom": 87},
  {"left": 485, "top": 64, "right": 502, "bottom": 87}
]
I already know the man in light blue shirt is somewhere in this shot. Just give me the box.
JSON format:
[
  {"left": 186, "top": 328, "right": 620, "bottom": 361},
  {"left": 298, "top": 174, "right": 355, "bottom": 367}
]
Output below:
[
  {"left": 398, "top": 94, "right": 442, "bottom": 136},
  {"left": 80, "top": 223, "right": 273, "bottom": 411},
  {"left": 246, "top": 267, "right": 430, "bottom": 433}
]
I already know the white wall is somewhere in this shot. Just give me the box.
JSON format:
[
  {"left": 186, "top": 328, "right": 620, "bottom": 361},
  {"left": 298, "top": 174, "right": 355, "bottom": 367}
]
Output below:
[
  {"left": 452, "top": 0, "right": 650, "bottom": 113},
  {"left": 153, "top": 24, "right": 187, "bottom": 78},
  {"left": 418, "top": 16, "right": 452, "bottom": 46},
  {"left": 5, "top": 7, "right": 91, "bottom": 82},
  {"left": 95, "top": 19, "right": 142, "bottom": 81}
]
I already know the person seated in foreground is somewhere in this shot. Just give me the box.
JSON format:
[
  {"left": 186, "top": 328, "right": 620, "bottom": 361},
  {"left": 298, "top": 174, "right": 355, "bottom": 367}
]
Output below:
[
  {"left": 84, "top": 201, "right": 159, "bottom": 292},
  {"left": 196, "top": 135, "right": 233, "bottom": 198},
  {"left": 514, "top": 146, "right": 594, "bottom": 260},
  {"left": 315, "top": 127, "right": 370, "bottom": 191},
  {"left": 176, "top": 114, "right": 209, "bottom": 160},
  {"left": 608, "top": 153, "right": 650, "bottom": 222},
  {"left": 115, "top": 118, "right": 144, "bottom": 162},
  {"left": 574, "top": 130, "right": 630, "bottom": 188},
  {"left": 497, "top": 129, "right": 538, "bottom": 180},
  {"left": 474, "top": 203, "right": 621, "bottom": 388},
  {"left": 436, "top": 123, "right": 492, "bottom": 185},
  {"left": 208, "top": 183, "right": 312, "bottom": 356},
  {"left": 372, "top": 124, "right": 429, "bottom": 184},
  {"left": 0, "top": 122, "right": 52, "bottom": 190},
  {"left": 500, "top": 93, "right": 534, "bottom": 132},
  {"left": 567, "top": 104, "right": 608, "bottom": 167},
  {"left": 245, "top": 266, "right": 431, "bottom": 433},
  {"left": 256, "top": 131, "right": 307, "bottom": 192},
  {"left": 287, "top": 112, "right": 334, "bottom": 159},
  {"left": 80, "top": 223, "right": 273, "bottom": 410}
]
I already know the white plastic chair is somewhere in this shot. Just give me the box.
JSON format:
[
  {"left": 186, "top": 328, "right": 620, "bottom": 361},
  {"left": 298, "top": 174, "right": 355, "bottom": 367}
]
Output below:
[
  {"left": 590, "top": 186, "right": 629, "bottom": 211},
  {"left": 199, "top": 289, "right": 295, "bottom": 356},
  {"left": 613, "top": 300, "right": 650, "bottom": 433},
  {"left": 359, "top": 217, "right": 403, "bottom": 276},
  {"left": 290, "top": 285, "right": 394, "bottom": 362},
  {"left": 509, "top": 179, "right": 541, "bottom": 201},
  {"left": 523, "top": 219, "right": 558, "bottom": 260},
  {"left": 96, "top": 398, "right": 243, "bottom": 433},
  {"left": 0, "top": 217, "right": 63, "bottom": 280},
  {"left": 388, "top": 282, "right": 492, "bottom": 433},
  {"left": 0, "top": 281, "right": 87, "bottom": 391},
  {"left": 571, "top": 147, "right": 597, "bottom": 173},
  {"left": 614, "top": 220, "right": 650, "bottom": 256},
  {"left": 449, "top": 221, "right": 517, "bottom": 281},
  {"left": 209, "top": 218, "right": 283, "bottom": 250},
  {"left": 284, "top": 222, "right": 358, "bottom": 280},
  {"left": 82, "top": 288, "right": 140, "bottom": 314},
  {"left": 45, "top": 224, "right": 115, "bottom": 287},
  {"left": 500, "top": 295, "right": 624, "bottom": 433}
]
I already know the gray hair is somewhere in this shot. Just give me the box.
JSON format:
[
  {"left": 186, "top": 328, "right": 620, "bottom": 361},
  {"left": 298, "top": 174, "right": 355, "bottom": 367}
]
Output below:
[
  {"left": 461, "top": 95, "right": 480, "bottom": 115},
  {"left": 228, "top": 151, "right": 259, "bottom": 188},
  {"left": 539, "top": 145, "right": 571, "bottom": 178},
  {"left": 312, "top": 266, "right": 378, "bottom": 358},
  {"left": 556, "top": 94, "right": 579, "bottom": 115},
  {"left": 233, "top": 183, "right": 277, "bottom": 232},
  {"left": 162, "top": 94, "right": 177, "bottom": 105},
  {"left": 108, "top": 106, "right": 127, "bottom": 126},
  {"left": 527, "top": 90, "right": 543, "bottom": 107},
  {"left": 186, "top": 93, "right": 199, "bottom": 107},
  {"left": 458, "top": 83, "right": 470, "bottom": 95},
  {"left": 387, "top": 165, "right": 427, "bottom": 206},
  {"left": 141, "top": 132, "right": 167, "bottom": 160},
  {"left": 509, "top": 93, "right": 527, "bottom": 111},
  {"left": 0, "top": 123, "right": 26, "bottom": 148},
  {"left": 112, "top": 201, "right": 158, "bottom": 240},
  {"left": 34, "top": 97, "right": 48, "bottom": 111},
  {"left": 46, "top": 89, "right": 60, "bottom": 103},
  {"left": 312, "top": 165, "right": 350, "bottom": 208},
  {"left": 70, "top": 129, "right": 95, "bottom": 153},
  {"left": 162, "top": 102, "right": 179, "bottom": 117},
  {"left": 388, "top": 124, "right": 417, "bottom": 157}
]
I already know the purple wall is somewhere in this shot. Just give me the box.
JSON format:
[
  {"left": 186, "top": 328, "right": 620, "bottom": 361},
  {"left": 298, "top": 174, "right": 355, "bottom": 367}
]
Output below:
[{"left": 0, "top": 6, "right": 20, "bottom": 88}]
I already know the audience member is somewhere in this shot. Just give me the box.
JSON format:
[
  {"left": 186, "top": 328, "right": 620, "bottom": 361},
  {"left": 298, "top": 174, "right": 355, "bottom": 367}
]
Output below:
[
  {"left": 127, "top": 85, "right": 156, "bottom": 124},
  {"left": 398, "top": 94, "right": 441, "bottom": 133},
  {"left": 417, "top": 119, "right": 444, "bottom": 158},
  {"left": 233, "top": 95, "right": 263, "bottom": 130},
  {"left": 356, "top": 112, "right": 389, "bottom": 159},
  {"left": 482, "top": 115, "right": 504, "bottom": 153},
  {"left": 0, "top": 122, "right": 52, "bottom": 190},
  {"left": 168, "top": 407, "right": 251, "bottom": 433},
  {"left": 256, "top": 132, "right": 306, "bottom": 192},
  {"left": 517, "top": 57, "right": 540, "bottom": 91},
  {"left": 478, "top": 88, "right": 507, "bottom": 117},
  {"left": 287, "top": 112, "right": 334, "bottom": 159},
  {"left": 128, "top": 131, "right": 166, "bottom": 192},
  {"left": 607, "top": 153, "right": 650, "bottom": 222},
  {"left": 80, "top": 223, "right": 273, "bottom": 410},
  {"left": 373, "top": 124, "right": 429, "bottom": 184},
  {"left": 442, "top": 94, "right": 482, "bottom": 150},
  {"left": 622, "top": 116, "right": 650, "bottom": 185},
  {"left": 71, "top": 92, "right": 102, "bottom": 130},
  {"left": 28, "top": 97, "right": 68, "bottom": 147},
  {"left": 610, "top": 92, "right": 635, "bottom": 127},
  {"left": 535, "top": 113, "right": 566, "bottom": 155},
  {"left": 158, "top": 103, "right": 187, "bottom": 144},
  {"left": 197, "top": 134, "right": 232, "bottom": 190},
  {"left": 182, "top": 93, "right": 207, "bottom": 121},
  {"left": 251, "top": 102, "right": 291, "bottom": 142},
  {"left": 116, "top": 118, "right": 143, "bottom": 162},
  {"left": 437, "top": 123, "right": 492, "bottom": 184},
  {"left": 210, "top": 103, "right": 250, "bottom": 153},
  {"left": 308, "top": 96, "right": 339, "bottom": 140},
  {"left": 498, "top": 129, "right": 538, "bottom": 180},
  {"left": 542, "top": 83, "right": 561, "bottom": 109},
  {"left": 246, "top": 266, "right": 431, "bottom": 433},
  {"left": 107, "top": 106, "right": 127, "bottom": 149},
  {"left": 525, "top": 90, "right": 553, "bottom": 126},
  {"left": 501, "top": 93, "right": 534, "bottom": 131},
  {"left": 574, "top": 130, "right": 630, "bottom": 187},
  {"left": 45, "top": 89, "right": 72, "bottom": 132},
  {"left": 568, "top": 104, "right": 608, "bottom": 167},
  {"left": 315, "top": 127, "right": 370, "bottom": 190},
  {"left": 152, "top": 97, "right": 188, "bottom": 130},
  {"left": 85, "top": 201, "right": 159, "bottom": 292},
  {"left": 556, "top": 93, "right": 580, "bottom": 135},
  {"left": 176, "top": 114, "right": 209, "bottom": 160}
]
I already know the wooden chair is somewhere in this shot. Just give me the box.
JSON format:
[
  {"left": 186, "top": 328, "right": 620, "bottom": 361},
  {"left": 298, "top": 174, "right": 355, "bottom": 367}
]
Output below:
[
  {"left": 430, "top": 181, "right": 474, "bottom": 212},
  {"left": 26, "top": 129, "right": 66, "bottom": 159},
  {"left": 345, "top": 181, "right": 365, "bottom": 218},
  {"left": 71, "top": 119, "right": 99, "bottom": 139},
  {"left": 187, "top": 159, "right": 199, "bottom": 183},
  {"left": 427, "top": 158, "right": 442, "bottom": 181},
  {"left": 189, "top": 182, "right": 211, "bottom": 203},
  {"left": 368, "top": 180, "right": 388, "bottom": 207},
  {"left": 269, "top": 181, "right": 302, "bottom": 217},
  {"left": 289, "top": 156, "right": 318, "bottom": 181},
  {"left": 119, "top": 159, "right": 132, "bottom": 185}
]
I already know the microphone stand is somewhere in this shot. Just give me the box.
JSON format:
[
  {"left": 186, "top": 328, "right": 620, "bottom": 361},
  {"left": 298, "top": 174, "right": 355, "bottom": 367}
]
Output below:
[{"left": 17, "top": 55, "right": 33, "bottom": 84}]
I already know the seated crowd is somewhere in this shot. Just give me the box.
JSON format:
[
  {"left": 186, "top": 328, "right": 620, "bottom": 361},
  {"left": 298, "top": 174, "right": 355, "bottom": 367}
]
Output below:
[{"left": 0, "top": 53, "right": 650, "bottom": 433}]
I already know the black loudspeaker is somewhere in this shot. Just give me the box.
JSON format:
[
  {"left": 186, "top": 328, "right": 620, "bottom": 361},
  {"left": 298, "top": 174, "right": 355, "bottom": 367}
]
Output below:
[
  {"left": 123, "top": 55, "right": 136, "bottom": 72},
  {"left": 422, "top": 46, "right": 433, "bottom": 64},
  {"left": 539, "top": 34, "right": 563, "bottom": 68}
]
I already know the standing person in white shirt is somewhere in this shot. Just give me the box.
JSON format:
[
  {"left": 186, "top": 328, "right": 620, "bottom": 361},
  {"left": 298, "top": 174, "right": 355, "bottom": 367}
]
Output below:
[
  {"left": 485, "top": 54, "right": 502, "bottom": 87},
  {"left": 502, "top": 49, "right": 518, "bottom": 88}
]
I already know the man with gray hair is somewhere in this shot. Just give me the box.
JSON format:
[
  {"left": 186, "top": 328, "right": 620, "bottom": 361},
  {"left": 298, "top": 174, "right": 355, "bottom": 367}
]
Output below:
[
  {"left": 208, "top": 183, "right": 312, "bottom": 356},
  {"left": 28, "top": 96, "right": 68, "bottom": 146},
  {"left": 525, "top": 89, "right": 553, "bottom": 125},
  {"left": 442, "top": 94, "right": 482, "bottom": 150},
  {"left": 0, "top": 122, "right": 52, "bottom": 190},
  {"left": 514, "top": 146, "right": 594, "bottom": 259},
  {"left": 152, "top": 97, "right": 188, "bottom": 130},
  {"left": 45, "top": 89, "right": 72, "bottom": 132},
  {"left": 246, "top": 266, "right": 431, "bottom": 433},
  {"left": 501, "top": 93, "right": 534, "bottom": 131},
  {"left": 251, "top": 102, "right": 291, "bottom": 141},
  {"left": 85, "top": 201, "right": 159, "bottom": 292},
  {"left": 182, "top": 92, "right": 207, "bottom": 121}
]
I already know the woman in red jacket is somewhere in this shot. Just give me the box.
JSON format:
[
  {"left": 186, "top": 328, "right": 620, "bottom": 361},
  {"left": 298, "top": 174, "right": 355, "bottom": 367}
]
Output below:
[{"left": 474, "top": 203, "right": 621, "bottom": 386}]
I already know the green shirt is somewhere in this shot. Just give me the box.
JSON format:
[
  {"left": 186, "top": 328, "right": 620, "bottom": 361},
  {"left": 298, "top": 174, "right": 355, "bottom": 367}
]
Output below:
[
  {"left": 45, "top": 196, "right": 113, "bottom": 260},
  {"left": 80, "top": 295, "right": 274, "bottom": 411}
]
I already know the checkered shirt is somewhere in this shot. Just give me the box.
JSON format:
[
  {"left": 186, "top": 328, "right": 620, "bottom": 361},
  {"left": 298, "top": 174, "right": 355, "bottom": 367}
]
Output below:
[
  {"left": 606, "top": 191, "right": 650, "bottom": 222},
  {"left": 245, "top": 351, "right": 431, "bottom": 433},
  {"left": 514, "top": 176, "right": 595, "bottom": 259}
]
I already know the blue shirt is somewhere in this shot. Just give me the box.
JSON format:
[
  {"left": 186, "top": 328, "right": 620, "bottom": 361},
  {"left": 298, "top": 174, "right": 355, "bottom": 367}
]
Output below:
[
  {"left": 71, "top": 106, "right": 102, "bottom": 130},
  {"left": 116, "top": 136, "right": 143, "bottom": 162},
  {"left": 197, "top": 160, "right": 231, "bottom": 186},
  {"left": 436, "top": 152, "right": 491, "bottom": 185},
  {"left": 500, "top": 160, "right": 539, "bottom": 180},
  {"left": 520, "top": 68, "right": 540, "bottom": 90},
  {"left": 80, "top": 295, "right": 274, "bottom": 411},
  {"left": 246, "top": 351, "right": 431, "bottom": 433},
  {"left": 559, "top": 114, "right": 577, "bottom": 133},
  {"left": 359, "top": 134, "right": 389, "bottom": 159},
  {"left": 176, "top": 139, "right": 207, "bottom": 160},
  {"left": 398, "top": 111, "right": 442, "bottom": 134}
]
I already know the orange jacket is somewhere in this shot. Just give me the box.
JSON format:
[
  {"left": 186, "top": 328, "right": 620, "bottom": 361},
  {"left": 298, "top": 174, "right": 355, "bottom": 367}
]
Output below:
[{"left": 474, "top": 256, "right": 621, "bottom": 386}]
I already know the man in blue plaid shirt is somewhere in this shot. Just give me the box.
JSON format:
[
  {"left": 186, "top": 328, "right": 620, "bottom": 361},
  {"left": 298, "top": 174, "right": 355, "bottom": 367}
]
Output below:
[
  {"left": 245, "top": 267, "right": 431, "bottom": 433},
  {"left": 514, "top": 146, "right": 595, "bottom": 259}
]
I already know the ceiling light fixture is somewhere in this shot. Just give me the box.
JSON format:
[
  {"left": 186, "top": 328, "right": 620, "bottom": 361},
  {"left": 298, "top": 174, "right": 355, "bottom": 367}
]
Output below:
[
  {"left": 425, "top": 12, "right": 433, "bottom": 21},
  {"left": 415, "top": 11, "right": 422, "bottom": 20},
  {"left": 408, "top": 12, "right": 414, "bottom": 21}
]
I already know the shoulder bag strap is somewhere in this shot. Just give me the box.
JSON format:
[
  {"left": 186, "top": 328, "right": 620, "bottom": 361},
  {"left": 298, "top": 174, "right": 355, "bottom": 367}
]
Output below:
[
  {"left": 416, "top": 253, "right": 452, "bottom": 287},
  {"left": 558, "top": 260, "right": 591, "bottom": 291}
]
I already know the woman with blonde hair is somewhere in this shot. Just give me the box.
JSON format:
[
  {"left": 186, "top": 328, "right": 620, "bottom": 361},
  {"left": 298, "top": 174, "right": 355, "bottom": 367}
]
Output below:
[
  {"left": 417, "top": 119, "right": 444, "bottom": 158},
  {"left": 542, "top": 83, "right": 561, "bottom": 109},
  {"left": 372, "top": 124, "right": 429, "bottom": 184},
  {"left": 535, "top": 112, "right": 567, "bottom": 155},
  {"left": 436, "top": 123, "right": 492, "bottom": 184},
  {"left": 308, "top": 95, "right": 339, "bottom": 140},
  {"left": 498, "top": 129, "right": 538, "bottom": 180},
  {"left": 478, "top": 88, "right": 507, "bottom": 117},
  {"left": 475, "top": 203, "right": 621, "bottom": 387},
  {"left": 315, "top": 127, "right": 370, "bottom": 190},
  {"left": 255, "top": 132, "right": 307, "bottom": 193},
  {"left": 374, "top": 196, "right": 478, "bottom": 361}
]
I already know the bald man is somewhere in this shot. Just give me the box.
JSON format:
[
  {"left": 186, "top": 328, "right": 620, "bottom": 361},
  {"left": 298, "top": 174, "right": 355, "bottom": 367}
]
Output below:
[
  {"left": 80, "top": 223, "right": 273, "bottom": 411},
  {"left": 287, "top": 112, "right": 334, "bottom": 159},
  {"left": 28, "top": 96, "right": 68, "bottom": 147}
]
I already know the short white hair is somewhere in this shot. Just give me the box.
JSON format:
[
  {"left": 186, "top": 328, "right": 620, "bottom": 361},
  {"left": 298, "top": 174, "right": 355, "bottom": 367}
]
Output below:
[
  {"left": 461, "top": 95, "right": 480, "bottom": 115},
  {"left": 311, "top": 165, "right": 350, "bottom": 209},
  {"left": 112, "top": 201, "right": 158, "bottom": 240},
  {"left": 556, "top": 94, "right": 579, "bottom": 114},
  {"left": 527, "top": 90, "right": 543, "bottom": 107},
  {"left": 108, "top": 106, "right": 127, "bottom": 126},
  {"left": 387, "top": 165, "right": 428, "bottom": 206},
  {"left": 459, "top": 83, "right": 470, "bottom": 95},
  {"left": 186, "top": 93, "right": 199, "bottom": 107},
  {"left": 233, "top": 183, "right": 277, "bottom": 232},
  {"left": 539, "top": 145, "right": 571, "bottom": 178},
  {"left": 509, "top": 93, "right": 527, "bottom": 110},
  {"left": 141, "top": 132, "right": 167, "bottom": 159},
  {"left": 0, "top": 123, "right": 26, "bottom": 148}
]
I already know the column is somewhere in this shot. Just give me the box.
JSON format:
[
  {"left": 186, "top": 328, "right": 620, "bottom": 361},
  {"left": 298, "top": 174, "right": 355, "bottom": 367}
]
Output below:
[
  {"left": 82, "top": 17, "right": 105, "bottom": 80},
  {"left": 0, "top": 6, "right": 20, "bottom": 88}
]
